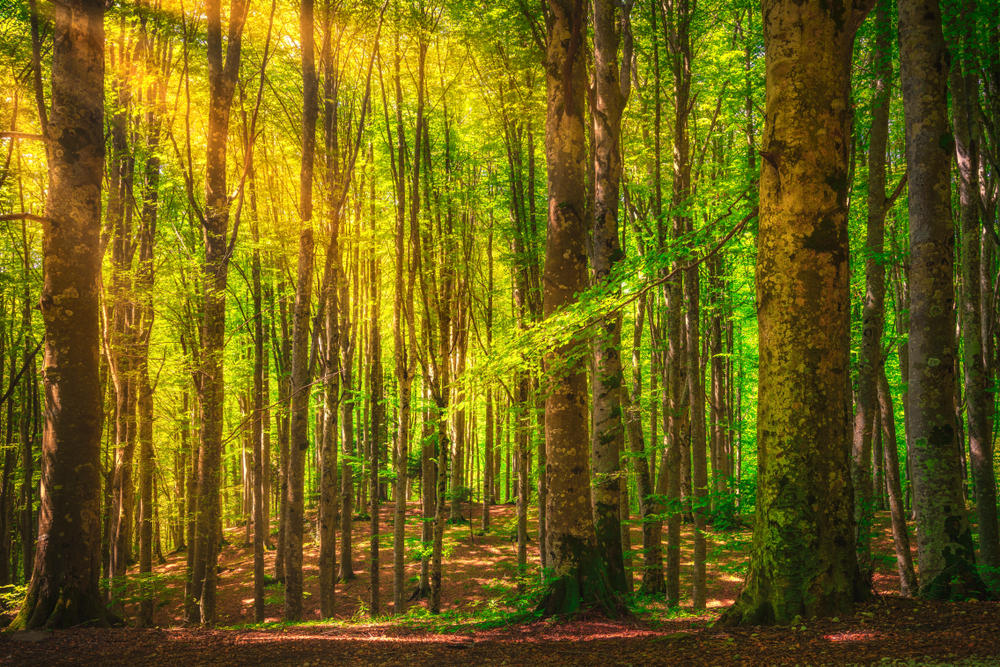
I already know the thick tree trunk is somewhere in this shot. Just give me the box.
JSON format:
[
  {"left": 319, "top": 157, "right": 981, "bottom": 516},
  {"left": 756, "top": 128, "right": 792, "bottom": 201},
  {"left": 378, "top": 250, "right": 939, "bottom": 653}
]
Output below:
[
  {"left": 538, "top": 0, "right": 619, "bottom": 618},
  {"left": 11, "top": 0, "right": 110, "bottom": 629},
  {"left": 899, "top": 0, "right": 986, "bottom": 599},
  {"left": 722, "top": 0, "right": 869, "bottom": 626}
]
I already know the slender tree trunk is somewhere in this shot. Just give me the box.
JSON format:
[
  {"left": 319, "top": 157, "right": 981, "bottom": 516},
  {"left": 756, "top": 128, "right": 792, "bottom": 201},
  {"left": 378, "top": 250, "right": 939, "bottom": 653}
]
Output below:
[
  {"left": 482, "top": 224, "right": 494, "bottom": 532},
  {"left": 950, "top": 0, "right": 1000, "bottom": 583},
  {"left": 367, "top": 187, "right": 382, "bottom": 614},
  {"left": 273, "top": 274, "right": 291, "bottom": 583},
  {"left": 625, "top": 295, "right": 664, "bottom": 594},
  {"left": 391, "top": 19, "right": 421, "bottom": 612},
  {"left": 852, "top": 0, "right": 893, "bottom": 583},
  {"left": 190, "top": 0, "right": 247, "bottom": 626},
  {"left": 877, "top": 369, "right": 918, "bottom": 596},
  {"left": 248, "top": 140, "right": 266, "bottom": 623}
]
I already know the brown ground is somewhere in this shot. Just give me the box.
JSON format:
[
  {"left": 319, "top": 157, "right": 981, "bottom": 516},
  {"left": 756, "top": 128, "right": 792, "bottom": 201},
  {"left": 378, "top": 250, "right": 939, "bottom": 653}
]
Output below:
[{"left": 3, "top": 504, "right": 1000, "bottom": 665}]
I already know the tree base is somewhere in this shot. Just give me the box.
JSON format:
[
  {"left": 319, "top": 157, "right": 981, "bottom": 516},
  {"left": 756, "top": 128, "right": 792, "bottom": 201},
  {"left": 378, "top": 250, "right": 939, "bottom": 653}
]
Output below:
[
  {"left": 919, "top": 561, "right": 993, "bottom": 601},
  {"left": 534, "top": 545, "right": 627, "bottom": 619},
  {"left": 408, "top": 584, "right": 430, "bottom": 601},
  {"left": 721, "top": 574, "right": 866, "bottom": 627},
  {"left": 8, "top": 584, "right": 118, "bottom": 631}
]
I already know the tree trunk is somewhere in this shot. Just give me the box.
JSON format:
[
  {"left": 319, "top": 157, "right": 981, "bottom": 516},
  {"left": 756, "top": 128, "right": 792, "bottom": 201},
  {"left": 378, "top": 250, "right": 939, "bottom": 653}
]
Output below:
[
  {"left": 590, "top": 0, "right": 630, "bottom": 595},
  {"left": 537, "top": 0, "right": 619, "bottom": 618},
  {"left": 367, "top": 185, "right": 382, "bottom": 614},
  {"left": 877, "top": 369, "right": 918, "bottom": 596},
  {"left": 284, "top": 0, "right": 318, "bottom": 621},
  {"left": 950, "top": 0, "right": 1000, "bottom": 585},
  {"left": 722, "top": 0, "right": 869, "bottom": 626},
  {"left": 899, "top": 0, "right": 986, "bottom": 599},
  {"left": 11, "top": 0, "right": 110, "bottom": 628},
  {"left": 190, "top": 0, "right": 246, "bottom": 626},
  {"left": 852, "top": 0, "right": 893, "bottom": 583},
  {"left": 249, "top": 135, "right": 266, "bottom": 624},
  {"left": 625, "top": 295, "right": 664, "bottom": 594}
]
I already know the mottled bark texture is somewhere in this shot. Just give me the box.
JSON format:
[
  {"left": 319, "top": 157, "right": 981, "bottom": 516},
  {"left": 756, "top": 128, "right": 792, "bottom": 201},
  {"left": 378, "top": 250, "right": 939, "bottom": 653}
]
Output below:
[
  {"left": 949, "top": 0, "right": 1000, "bottom": 585},
  {"left": 899, "top": 0, "right": 987, "bottom": 600},
  {"left": 11, "top": 0, "right": 110, "bottom": 630},
  {"left": 590, "top": 0, "right": 630, "bottom": 595},
  {"left": 722, "top": 0, "right": 870, "bottom": 626},
  {"left": 538, "top": 0, "right": 619, "bottom": 618}
]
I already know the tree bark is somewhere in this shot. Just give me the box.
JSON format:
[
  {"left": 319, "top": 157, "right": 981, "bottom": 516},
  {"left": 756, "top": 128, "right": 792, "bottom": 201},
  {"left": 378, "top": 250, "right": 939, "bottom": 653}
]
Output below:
[
  {"left": 11, "top": 0, "right": 111, "bottom": 629},
  {"left": 949, "top": 0, "right": 1000, "bottom": 585},
  {"left": 590, "top": 0, "right": 630, "bottom": 595},
  {"left": 722, "top": 0, "right": 870, "bottom": 626},
  {"left": 538, "top": 0, "right": 619, "bottom": 618},
  {"left": 899, "top": 0, "right": 986, "bottom": 599},
  {"left": 190, "top": 0, "right": 247, "bottom": 626}
]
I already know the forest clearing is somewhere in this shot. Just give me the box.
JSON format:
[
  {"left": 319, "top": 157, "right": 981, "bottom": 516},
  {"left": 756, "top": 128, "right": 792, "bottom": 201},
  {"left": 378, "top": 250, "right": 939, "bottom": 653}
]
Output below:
[{"left": 2, "top": 0, "right": 1000, "bottom": 663}]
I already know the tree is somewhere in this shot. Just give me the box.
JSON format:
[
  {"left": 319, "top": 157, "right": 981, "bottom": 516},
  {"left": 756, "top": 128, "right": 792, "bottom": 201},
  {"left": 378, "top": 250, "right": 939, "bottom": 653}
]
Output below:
[
  {"left": 898, "top": 0, "right": 986, "bottom": 599},
  {"left": 284, "top": 0, "right": 319, "bottom": 621},
  {"left": 722, "top": 0, "right": 871, "bottom": 626},
  {"left": 189, "top": 0, "right": 248, "bottom": 626},
  {"left": 537, "top": 0, "right": 618, "bottom": 617},
  {"left": 949, "top": 0, "right": 1000, "bottom": 586},
  {"left": 855, "top": 0, "right": 916, "bottom": 596},
  {"left": 11, "top": 0, "right": 111, "bottom": 630},
  {"left": 590, "top": 0, "right": 632, "bottom": 596}
]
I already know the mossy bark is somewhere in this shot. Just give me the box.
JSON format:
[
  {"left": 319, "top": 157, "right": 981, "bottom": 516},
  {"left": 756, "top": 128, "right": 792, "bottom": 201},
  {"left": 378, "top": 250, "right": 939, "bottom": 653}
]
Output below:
[
  {"left": 722, "top": 0, "right": 871, "bottom": 627},
  {"left": 898, "top": 0, "right": 988, "bottom": 600},
  {"left": 949, "top": 0, "right": 1000, "bottom": 587}
]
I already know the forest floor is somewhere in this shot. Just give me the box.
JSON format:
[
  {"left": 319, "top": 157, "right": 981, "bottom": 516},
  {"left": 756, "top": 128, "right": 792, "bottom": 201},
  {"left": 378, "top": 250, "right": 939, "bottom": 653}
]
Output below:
[{"left": 3, "top": 503, "right": 1000, "bottom": 665}]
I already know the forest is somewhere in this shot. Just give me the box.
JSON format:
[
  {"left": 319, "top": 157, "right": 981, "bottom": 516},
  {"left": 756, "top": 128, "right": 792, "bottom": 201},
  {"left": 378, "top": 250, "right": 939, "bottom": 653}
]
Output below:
[{"left": 0, "top": 0, "right": 999, "bottom": 663}]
